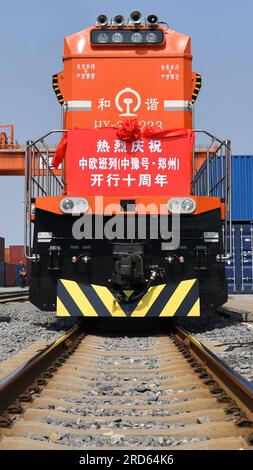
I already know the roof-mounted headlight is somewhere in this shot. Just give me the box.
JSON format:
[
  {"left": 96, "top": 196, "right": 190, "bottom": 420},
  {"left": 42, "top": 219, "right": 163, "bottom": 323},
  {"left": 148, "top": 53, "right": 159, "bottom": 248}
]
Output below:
[
  {"left": 91, "top": 29, "right": 164, "bottom": 45},
  {"left": 112, "top": 32, "right": 124, "bottom": 43},
  {"left": 146, "top": 31, "right": 159, "bottom": 43},
  {"left": 96, "top": 14, "right": 109, "bottom": 27},
  {"left": 96, "top": 32, "right": 109, "bottom": 43},
  {"left": 147, "top": 14, "right": 159, "bottom": 27},
  {"left": 129, "top": 10, "right": 143, "bottom": 26},
  {"left": 131, "top": 32, "right": 143, "bottom": 43},
  {"left": 113, "top": 14, "right": 126, "bottom": 27}
]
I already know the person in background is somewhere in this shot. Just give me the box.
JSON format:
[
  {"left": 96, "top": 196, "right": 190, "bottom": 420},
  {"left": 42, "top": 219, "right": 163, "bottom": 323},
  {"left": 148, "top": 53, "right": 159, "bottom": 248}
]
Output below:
[{"left": 19, "top": 267, "right": 27, "bottom": 288}]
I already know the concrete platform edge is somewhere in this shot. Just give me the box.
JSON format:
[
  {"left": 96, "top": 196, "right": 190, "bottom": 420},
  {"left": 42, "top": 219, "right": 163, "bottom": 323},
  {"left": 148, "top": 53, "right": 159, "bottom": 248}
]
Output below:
[{"left": 217, "top": 306, "right": 253, "bottom": 322}]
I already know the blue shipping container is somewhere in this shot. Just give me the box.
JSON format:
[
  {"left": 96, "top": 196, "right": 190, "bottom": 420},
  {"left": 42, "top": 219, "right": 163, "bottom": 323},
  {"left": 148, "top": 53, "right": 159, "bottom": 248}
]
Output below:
[
  {"left": 225, "top": 223, "right": 253, "bottom": 293},
  {"left": 0, "top": 262, "right": 5, "bottom": 287},
  {"left": 195, "top": 155, "right": 253, "bottom": 221},
  {"left": 231, "top": 156, "right": 253, "bottom": 221},
  {"left": 16, "top": 265, "right": 20, "bottom": 287}
]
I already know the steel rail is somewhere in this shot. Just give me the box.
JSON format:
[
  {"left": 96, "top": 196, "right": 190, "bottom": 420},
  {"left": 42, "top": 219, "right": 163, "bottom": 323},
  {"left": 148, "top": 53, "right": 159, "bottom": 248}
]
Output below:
[
  {"left": 0, "top": 322, "right": 83, "bottom": 415},
  {"left": 176, "top": 327, "right": 253, "bottom": 420},
  {"left": 0, "top": 291, "right": 29, "bottom": 304},
  {"left": 1, "top": 322, "right": 253, "bottom": 427}
]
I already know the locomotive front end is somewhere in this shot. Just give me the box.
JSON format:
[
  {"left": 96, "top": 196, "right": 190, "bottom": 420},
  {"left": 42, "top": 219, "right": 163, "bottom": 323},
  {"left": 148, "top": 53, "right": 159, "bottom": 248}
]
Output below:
[{"left": 26, "top": 12, "right": 229, "bottom": 317}]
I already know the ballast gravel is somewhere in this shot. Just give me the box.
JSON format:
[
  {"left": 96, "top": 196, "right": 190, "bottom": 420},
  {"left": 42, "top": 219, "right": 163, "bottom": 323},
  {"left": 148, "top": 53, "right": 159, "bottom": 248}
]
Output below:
[
  {"left": 40, "top": 415, "right": 187, "bottom": 430},
  {"left": 1, "top": 299, "right": 253, "bottom": 385},
  {"left": 0, "top": 300, "right": 77, "bottom": 363},
  {"left": 7, "top": 332, "right": 240, "bottom": 449},
  {"left": 33, "top": 336, "right": 211, "bottom": 448},
  {"left": 178, "top": 315, "right": 253, "bottom": 383},
  {"left": 26, "top": 431, "right": 209, "bottom": 448}
]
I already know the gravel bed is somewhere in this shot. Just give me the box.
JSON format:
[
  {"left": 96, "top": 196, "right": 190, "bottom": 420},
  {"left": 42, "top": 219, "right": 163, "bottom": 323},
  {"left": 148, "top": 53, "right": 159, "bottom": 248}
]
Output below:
[
  {"left": 178, "top": 315, "right": 253, "bottom": 382},
  {"left": 1, "top": 301, "right": 252, "bottom": 384},
  {"left": 1, "top": 306, "right": 252, "bottom": 449},
  {"left": 26, "top": 431, "right": 210, "bottom": 448},
  {"left": 4, "top": 327, "right": 245, "bottom": 449},
  {"left": 60, "top": 394, "right": 187, "bottom": 406},
  {"left": 60, "top": 407, "right": 184, "bottom": 417},
  {"left": 0, "top": 301, "right": 77, "bottom": 363},
  {"left": 88, "top": 374, "right": 168, "bottom": 381},
  {"left": 98, "top": 337, "right": 156, "bottom": 351},
  {"left": 40, "top": 415, "right": 188, "bottom": 430},
  {"left": 34, "top": 332, "right": 237, "bottom": 449}
]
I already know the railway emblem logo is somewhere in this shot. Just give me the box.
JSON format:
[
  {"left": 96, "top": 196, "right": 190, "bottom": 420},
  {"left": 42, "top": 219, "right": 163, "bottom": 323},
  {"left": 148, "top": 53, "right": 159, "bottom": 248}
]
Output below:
[{"left": 115, "top": 87, "right": 141, "bottom": 117}]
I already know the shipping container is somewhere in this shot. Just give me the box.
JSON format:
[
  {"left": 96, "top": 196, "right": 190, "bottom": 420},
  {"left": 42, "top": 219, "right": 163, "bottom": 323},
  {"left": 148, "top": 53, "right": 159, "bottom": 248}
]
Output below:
[
  {"left": 0, "top": 262, "right": 5, "bottom": 287},
  {"left": 0, "top": 237, "right": 4, "bottom": 262},
  {"left": 16, "top": 264, "right": 22, "bottom": 287},
  {"left": 4, "top": 247, "right": 10, "bottom": 263},
  {"left": 9, "top": 245, "right": 26, "bottom": 265},
  {"left": 225, "top": 223, "right": 253, "bottom": 293},
  {"left": 195, "top": 155, "right": 253, "bottom": 221},
  {"left": 231, "top": 156, "right": 253, "bottom": 221},
  {"left": 5, "top": 263, "right": 16, "bottom": 287}
]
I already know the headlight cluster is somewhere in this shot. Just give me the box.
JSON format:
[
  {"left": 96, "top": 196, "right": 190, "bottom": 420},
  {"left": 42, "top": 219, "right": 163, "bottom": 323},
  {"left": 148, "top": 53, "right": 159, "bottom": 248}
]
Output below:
[
  {"left": 91, "top": 29, "right": 164, "bottom": 45},
  {"left": 96, "top": 11, "right": 159, "bottom": 28},
  {"left": 167, "top": 198, "right": 196, "bottom": 214},
  {"left": 60, "top": 198, "right": 89, "bottom": 215}
]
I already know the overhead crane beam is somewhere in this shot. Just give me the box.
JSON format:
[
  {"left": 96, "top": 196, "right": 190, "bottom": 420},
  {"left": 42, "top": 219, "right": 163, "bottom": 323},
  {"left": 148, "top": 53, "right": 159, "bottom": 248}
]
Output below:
[{"left": 0, "top": 125, "right": 60, "bottom": 176}]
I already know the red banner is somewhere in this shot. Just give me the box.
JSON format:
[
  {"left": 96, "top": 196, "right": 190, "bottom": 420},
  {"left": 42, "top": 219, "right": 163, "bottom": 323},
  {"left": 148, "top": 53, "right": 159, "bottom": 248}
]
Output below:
[{"left": 66, "top": 129, "right": 194, "bottom": 196}]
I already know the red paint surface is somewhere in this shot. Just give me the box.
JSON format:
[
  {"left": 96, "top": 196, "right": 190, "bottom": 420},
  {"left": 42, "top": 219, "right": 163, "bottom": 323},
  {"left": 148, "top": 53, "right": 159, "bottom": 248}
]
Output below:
[
  {"left": 9, "top": 246, "right": 26, "bottom": 265},
  {"left": 66, "top": 129, "right": 194, "bottom": 197},
  {"left": 5, "top": 263, "right": 16, "bottom": 287},
  {"left": 0, "top": 237, "right": 4, "bottom": 263}
]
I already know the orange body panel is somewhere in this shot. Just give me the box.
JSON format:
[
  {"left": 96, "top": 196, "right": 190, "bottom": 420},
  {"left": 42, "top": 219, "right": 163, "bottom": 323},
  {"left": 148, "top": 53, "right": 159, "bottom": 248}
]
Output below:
[
  {"left": 43, "top": 25, "right": 225, "bottom": 220},
  {"left": 58, "top": 26, "right": 195, "bottom": 131}
]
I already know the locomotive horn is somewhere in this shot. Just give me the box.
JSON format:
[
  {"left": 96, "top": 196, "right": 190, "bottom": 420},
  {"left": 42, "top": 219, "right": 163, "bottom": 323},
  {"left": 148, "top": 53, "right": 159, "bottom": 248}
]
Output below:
[
  {"left": 147, "top": 14, "right": 159, "bottom": 26},
  {"left": 96, "top": 14, "right": 109, "bottom": 27},
  {"left": 129, "top": 10, "right": 143, "bottom": 25},
  {"left": 113, "top": 15, "right": 126, "bottom": 27}
]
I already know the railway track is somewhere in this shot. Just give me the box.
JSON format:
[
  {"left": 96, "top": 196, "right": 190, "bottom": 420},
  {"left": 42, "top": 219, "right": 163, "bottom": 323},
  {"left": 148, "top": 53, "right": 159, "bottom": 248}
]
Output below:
[
  {"left": 0, "top": 321, "right": 253, "bottom": 450},
  {"left": 0, "top": 290, "right": 29, "bottom": 304}
]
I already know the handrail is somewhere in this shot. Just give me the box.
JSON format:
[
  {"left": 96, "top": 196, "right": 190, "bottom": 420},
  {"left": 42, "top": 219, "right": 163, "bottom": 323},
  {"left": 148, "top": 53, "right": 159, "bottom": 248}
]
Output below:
[
  {"left": 26, "top": 129, "right": 67, "bottom": 148},
  {"left": 24, "top": 130, "right": 66, "bottom": 260},
  {"left": 194, "top": 129, "right": 231, "bottom": 148},
  {"left": 193, "top": 130, "right": 232, "bottom": 260}
]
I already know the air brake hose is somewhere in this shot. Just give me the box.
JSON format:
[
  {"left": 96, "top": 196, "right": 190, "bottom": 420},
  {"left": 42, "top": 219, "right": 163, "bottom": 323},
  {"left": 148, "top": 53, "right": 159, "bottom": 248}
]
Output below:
[{"left": 114, "top": 270, "right": 157, "bottom": 304}]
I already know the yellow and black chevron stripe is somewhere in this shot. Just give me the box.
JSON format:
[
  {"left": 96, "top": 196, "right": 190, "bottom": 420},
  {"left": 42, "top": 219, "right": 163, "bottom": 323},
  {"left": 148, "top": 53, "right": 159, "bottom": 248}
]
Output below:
[
  {"left": 192, "top": 73, "right": 202, "bottom": 104},
  {"left": 52, "top": 73, "right": 64, "bottom": 105},
  {"left": 57, "top": 279, "right": 200, "bottom": 317}
]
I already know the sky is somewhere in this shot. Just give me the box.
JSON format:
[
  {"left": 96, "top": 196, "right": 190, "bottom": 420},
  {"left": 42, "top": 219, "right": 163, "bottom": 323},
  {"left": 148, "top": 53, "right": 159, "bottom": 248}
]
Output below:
[{"left": 0, "top": 0, "right": 252, "bottom": 245}]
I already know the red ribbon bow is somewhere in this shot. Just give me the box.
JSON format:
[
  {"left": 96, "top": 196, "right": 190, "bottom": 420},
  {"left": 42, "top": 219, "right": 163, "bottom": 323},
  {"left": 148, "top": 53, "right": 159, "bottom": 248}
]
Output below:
[{"left": 52, "top": 120, "right": 189, "bottom": 168}]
